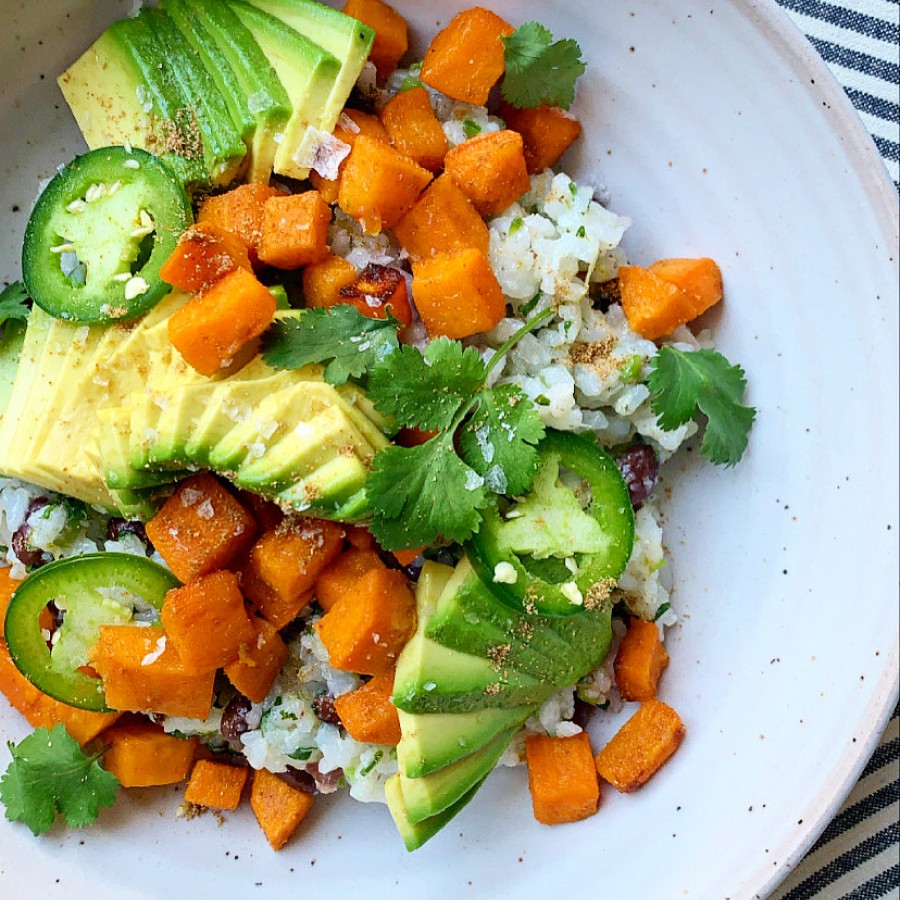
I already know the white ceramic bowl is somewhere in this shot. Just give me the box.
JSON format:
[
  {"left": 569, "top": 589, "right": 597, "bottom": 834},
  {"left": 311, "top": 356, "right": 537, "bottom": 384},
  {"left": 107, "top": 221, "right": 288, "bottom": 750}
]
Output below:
[{"left": 0, "top": 2, "right": 897, "bottom": 898}]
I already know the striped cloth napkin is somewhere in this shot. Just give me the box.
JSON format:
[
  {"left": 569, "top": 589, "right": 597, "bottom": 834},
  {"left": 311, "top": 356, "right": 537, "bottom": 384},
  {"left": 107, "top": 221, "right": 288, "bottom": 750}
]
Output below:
[{"left": 770, "top": 3, "right": 898, "bottom": 898}]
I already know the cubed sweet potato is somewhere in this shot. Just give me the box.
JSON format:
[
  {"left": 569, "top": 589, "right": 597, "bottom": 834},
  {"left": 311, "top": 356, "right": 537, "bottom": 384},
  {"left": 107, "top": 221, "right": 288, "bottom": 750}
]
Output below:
[
  {"left": 160, "top": 571, "right": 255, "bottom": 674},
  {"left": 102, "top": 721, "right": 198, "bottom": 788},
  {"left": 499, "top": 102, "right": 583, "bottom": 174},
  {"left": 419, "top": 8, "right": 514, "bottom": 105},
  {"left": 343, "top": 0, "right": 408, "bottom": 82},
  {"left": 224, "top": 614, "right": 289, "bottom": 704},
  {"left": 314, "top": 547, "right": 386, "bottom": 612},
  {"left": 168, "top": 268, "right": 277, "bottom": 376},
  {"left": 525, "top": 731, "right": 600, "bottom": 825},
  {"left": 444, "top": 130, "right": 531, "bottom": 217},
  {"left": 614, "top": 618, "right": 670, "bottom": 702},
  {"left": 333, "top": 668, "right": 400, "bottom": 745},
  {"left": 145, "top": 474, "right": 258, "bottom": 584},
  {"left": 393, "top": 173, "right": 490, "bottom": 260},
  {"left": 381, "top": 86, "right": 448, "bottom": 173},
  {"left": 338, "top": 135, "right": 433, "bottom": 234},
  {"left": 159, "top": 222, "right": 252, "bottom": 294},
  {"left": 257, "top": 191, "right": 333, "bottom": 270},
  {"left": 250, "top": 768, "right": 315, "bottom": 850},
  {"left": 338, "top": 264, "right": 413, "bottom": 326},
  {"left": 595, "top": 700, "right": 686, "bottom": 792},
  {"left": 197, "top": 183, "right": 285, "bottom": 264},
  {"left": 184, "top": 759, "right": 249, "bottom": 810},
  {"left": 412, "top": 248, "right": 506, "bottom": 339},
  {"left": 241, "top": 518, "right": 345, "bottom": 629},
  {"left": 314, "top": 568, "right": 416, "bottom": 675},
  {"left": 303, "top": 255, "right": 358, "bottom": 310}
]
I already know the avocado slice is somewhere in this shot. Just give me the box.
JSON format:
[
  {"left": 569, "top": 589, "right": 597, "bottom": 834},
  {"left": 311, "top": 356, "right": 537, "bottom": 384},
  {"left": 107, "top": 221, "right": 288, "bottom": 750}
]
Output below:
[
  {"left": 58, "top": 16, "right": 208, "bottom": 187},
  {"left": 385, "top": 774, "right": 485, "bottom": 853},
  {"left": 246, "top": 0, "right": 374, "bottom": 134},
  {"left": 226, "top": 0, "right": 342, "bottom": 180},
  {"left": 0, "top": 321, "right": 27, "bottom": 417},
  {"left": 161, "top": 0, "right": 293, "bottom": 183},
  {"left": 273, "top": 453, "right": 371, "bottom": 520},
  {"left": 138, "top": 8, "right": 247, "bottom": 185}
]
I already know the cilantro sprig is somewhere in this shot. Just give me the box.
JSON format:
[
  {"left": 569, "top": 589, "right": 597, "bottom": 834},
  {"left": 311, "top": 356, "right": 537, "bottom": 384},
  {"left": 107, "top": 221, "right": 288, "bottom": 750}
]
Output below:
[
  {"left": 1, "top": 725, "right": 119, "bottom": 835},
  {"left": 501, "top": 23, "right": 586, "bottom": 110},
  {"left": 648, "top": 346, "right": 756, "bottom": 467},
  {"left": 0, "top": 281, "right": 30, "bottom": 332}
]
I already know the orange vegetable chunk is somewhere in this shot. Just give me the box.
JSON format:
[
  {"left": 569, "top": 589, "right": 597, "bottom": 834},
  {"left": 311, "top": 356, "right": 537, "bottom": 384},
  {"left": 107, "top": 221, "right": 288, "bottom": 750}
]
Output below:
[
  {"left": 393, "top": 172, "right": 490, "bottom": 260},
  {"left": 257, "top": 191, "right": 333, "bottom": 270},
  {"left": 339, "top": 264, "right": 413, "bottom": 326},
  {"left": 499, "top": 103, "right": 583, "bottom": 174},
  {"left": 184, "top": 759, "right": 249, "bottom": 810},
  {"left": 444, "top": 130, "right": 531, "bottom": 217},
  {"left": 145, "top": 473, "right": 258, "bottom": 584},
  {"left": 391, "top": 546, "right": 424, "bottom": 568},
  {"left": 525, "top": 732, "right": 600, "bottom": 825},
  {"left": 168, "top": 268, "right": 277, "bottom": 376},
  {"left": 381, "top": 87, "right": 449, "bottom": 173},
  {"left": 333, "top": 668, "right": 401, "bottom": 745},
  {"left": 28, "top": 698, "right": 122, "bottom": 747},
  {"left": 595, "top": 699, "right": 686, "bottom": 793},
  {"left": 619, "top": 258, "right": 724, "bottom": 340},
  {"left": 343, "top": 0, "right": 408, "bottom": 82},
  {"left": 614, "top": 618, "right": 670, "bottom": 702},
  {"left": 251, "top": 768, "right": 315, "bottom": 851},
  {"left": 338, "top": 135, "right": 433, "bottom": 234},
  {"left": 224, "top": 615, "right": 289, "bottom": 703},
  {"left": 102, "top": 721, "right": 198, "bottom": 788},
  {"left": 419, "top": 7, "right": 514, "bottom": 105},
  {"left": 314, "top": 547, "right": 386, "bottom": 612},
  {"left": 314, "top": 568, "right": 416, "bottom": 675},
  {"left": 303, "top": 255, "right": 358, "bottom": 311},
  {"left": 241, "top": 518, "right": 345, "bottom": 629},
  {"left": 345, "top": 525, "right": 376, "bottom": 550},
  {"left": 159, "top": 222, "right": 252, "bottom": 294},
  {"left": 0, "top": 568, "right": 23, "bottom": 630},
  {"left": 197, "top": 183, "right": 284, "bottom": 264},
  {"left": 89, "top": 625, "right": 215, "bottom": 719},
  {"left": 412, "top": 248, "right": 506, "bottom": 339},
  {"left": 160, "top": 571, "right": 255, "bottom": 674}
]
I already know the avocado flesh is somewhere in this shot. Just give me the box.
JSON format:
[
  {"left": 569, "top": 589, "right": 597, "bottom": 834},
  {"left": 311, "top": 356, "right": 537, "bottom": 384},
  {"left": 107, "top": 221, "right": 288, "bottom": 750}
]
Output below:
[
  {"left": 0, "top": 322, "right": 27, "bottom": 417},
  {"left": 57, "top": 17, "right": 208, "bottom": 187},
  {"left": 138, "top": 8, "right": 247, "bottom": 185},
  {"left": 246, "top": 0, "right": 374, "bottom": 139},
  {"left": 226, "top": 0, "right": 342, "bottom": 180},
  {"left": 167, "top": 0, "right": 293, "bottom": 183},
  {"left": 385, "top": 774, "right": 485, "bottom": 853}
]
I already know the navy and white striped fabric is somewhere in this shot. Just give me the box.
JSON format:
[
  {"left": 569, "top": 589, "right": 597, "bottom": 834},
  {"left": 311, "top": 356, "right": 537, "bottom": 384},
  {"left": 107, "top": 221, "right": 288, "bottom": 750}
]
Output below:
[{"left": 770, "top": 4, "right": 898, "bottom": 895}]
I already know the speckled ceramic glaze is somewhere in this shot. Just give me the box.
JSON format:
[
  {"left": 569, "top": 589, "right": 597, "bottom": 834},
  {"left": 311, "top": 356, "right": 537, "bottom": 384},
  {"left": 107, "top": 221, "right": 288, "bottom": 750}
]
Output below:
[{"left": 0, "top": 1, "right": 897, "bottom": 898}]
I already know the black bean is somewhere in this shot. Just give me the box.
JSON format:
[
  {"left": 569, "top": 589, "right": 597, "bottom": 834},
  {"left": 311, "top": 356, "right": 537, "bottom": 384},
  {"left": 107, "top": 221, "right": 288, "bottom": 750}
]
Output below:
[
  {"left": 278, "top": 767, "right": 318, "bottom": 795},
  {"left": 592, "top": 277, "right": 622, "bottom": 312},
  {"left": 572, "top": 697, "right": 596, "bottom": 730},
  {"left": 220, "top": 694, "right": 253, "bottom": 742},
  {"left": 106, "top": 518, "right": 149, "bottom": 546},
  {"left": 11, "top": 498, "right": 51, "bottom": 569},
  {"left": 312, "top": 693, "right": 341, "bottom": 726},
  {"left": 617, "top": 443, "right": 660, "bottom": 509}
]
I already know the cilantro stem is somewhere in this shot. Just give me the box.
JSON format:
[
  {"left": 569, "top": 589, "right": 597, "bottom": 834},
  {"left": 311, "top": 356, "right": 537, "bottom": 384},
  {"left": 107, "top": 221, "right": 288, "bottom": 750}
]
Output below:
[{"left": 484, "top": 306, "right": 556, "bottom": 380}]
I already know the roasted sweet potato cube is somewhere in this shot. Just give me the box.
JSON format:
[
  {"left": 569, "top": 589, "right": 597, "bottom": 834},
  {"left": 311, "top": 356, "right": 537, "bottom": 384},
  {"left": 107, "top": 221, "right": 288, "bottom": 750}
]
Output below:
[
  {"left": 344, "top": 0, "right": 409, "bottom": 82},
  {"left": 89, "top": 625, "right": 215, "bottom": 719},
  {"left": 160, "top": 571, "right": 255, "bottom": 674},
  {"left": 419, "top": 8, "right": 514, "bottom": 105},
  {"left": 338, "top": 135, "right": 433, "bottom": 234},
  {"left": 314, "top": 547, "right": 386, "bottom": 612},
  {"left": 102, "top": 721, "right": 198, "bottom": 788},
  {"left": 168, "top": 268, "right": 277, "bottom": 375},
  {"left": 159, "top": 222, "right": 252, "bottom": 294},
  {"left": 381, "top": 86, "right": 448, "bottom": 173},
  {"left": 224, "top": 615, "right": 290, "bottom": 703},
  {"left": 333, "top": 668, "right": 400, "bottom": 745},
  {"left": 595, "top": 700, "right": 686, "bottom": 792},
  {"left": 526, "top": 732, "right": 600, "bottom": 825},
  {"left": 242, "top": 518, "right": 344, "bottom": 629},
  {"left": 258, "top": 191, "right": 333, "bottom": 270},
  {"left": 28, "top": 696, "right": 122, "bottom": 747},
  {"left": 251, "top": 768, "right": 315, "bottom": 851},
  {"left": 499, "top": 103, "right": 583, "bottom": 175},
  {"left": 145, "top": 474, "right": 258, "bottom": 583},
  {"left": 614, "top": 618, "right": 670, "bottom": 702},
  {"left": 412, "top": 249, "right": 506, "bottom": 339},
  {"left": 303, "top": 255, "right": 358, "bottom": 310},
  {"left": 184, "top": 759, "right": 249, "bottom": 810},
  {"left": 339, "top": 264, "right": 413, "bottom": 326},
  {"left": 444, "top": 130, "right": 531, "bottom": 217},
  {"left": 197, "top": 183, "right": 285, "bottom": 264},
  {"left": 314, "top": 568, "right": 416, "bottom": 675},
  {"left": 393, "top": 173, "right": 490, "bottom": 260}
]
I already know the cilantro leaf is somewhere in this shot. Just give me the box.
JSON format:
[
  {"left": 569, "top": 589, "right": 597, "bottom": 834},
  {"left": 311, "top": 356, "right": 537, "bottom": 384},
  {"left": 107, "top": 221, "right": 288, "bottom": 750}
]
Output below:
[
  {"left": 368, "top": 339, "right": 486, "bottom": 432},
  {"left": 501, "top": 22, "right": 586, "bottom": 110},
  {"left": 367, "top": 436, "right": 488, "bottom": 549},
  {"left": 0, "top": 282, "right": 30, "bottom": 330},
  {"left": 458, "top": 384, "right": 546, "bottom": 496},
  {"left": 261, "top": 307, "right": 400, "bottom": 385},
  {"left": 648, "top": 346, "right": 756, "bottom": 467},
  {"left": 1, "top": 725, "right": 118, "bottom": 835}
]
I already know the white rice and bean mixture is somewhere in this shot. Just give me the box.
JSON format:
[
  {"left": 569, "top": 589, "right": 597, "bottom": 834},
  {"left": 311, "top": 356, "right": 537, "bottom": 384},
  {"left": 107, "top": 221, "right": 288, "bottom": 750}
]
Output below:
[{"left": 0, "top": 67, "right": 708, "bottom": 805}]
